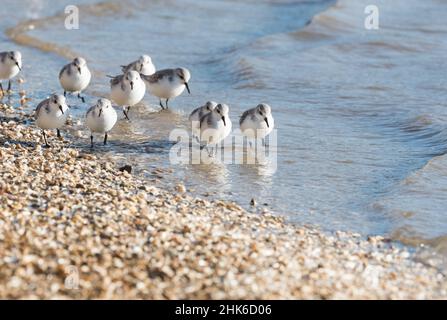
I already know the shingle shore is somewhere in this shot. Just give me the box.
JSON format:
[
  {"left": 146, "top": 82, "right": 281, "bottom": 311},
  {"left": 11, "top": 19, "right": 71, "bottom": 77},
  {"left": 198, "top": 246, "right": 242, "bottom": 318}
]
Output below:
[{"left": 1, "top": 102, "right": 446, "bottom": 299}]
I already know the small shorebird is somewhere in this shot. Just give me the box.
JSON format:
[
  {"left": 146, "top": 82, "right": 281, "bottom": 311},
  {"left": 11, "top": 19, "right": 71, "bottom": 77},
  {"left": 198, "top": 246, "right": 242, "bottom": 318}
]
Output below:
[
  {"left": 35, "top": 94, "right": 69, "bottom": 147},
  {"left": 121, "top": 54, "right": 155, "bottom": 76},
  {"left": 141, "top": 67, "right": 191, "bottom": 110},
  {"left": 0, "top": 51, "right": 22, "bottom": 96},
  {"left": 189, "top": 101, "right": 217, "bottom": 140},
  {"left": 86, "top": 98, "right": 117, "bottom": 148},
  {"left": 59, "top": 57, "right": 91, "bottom": 103},
  {"left": 199, "top": 103, "right": 232, "bottom": 156},
  {"left": 240, "top": 103, "right": 274, "bottom": 146},
  {"left": 109, "top": 70, "right": 146, "bottom": 120}
]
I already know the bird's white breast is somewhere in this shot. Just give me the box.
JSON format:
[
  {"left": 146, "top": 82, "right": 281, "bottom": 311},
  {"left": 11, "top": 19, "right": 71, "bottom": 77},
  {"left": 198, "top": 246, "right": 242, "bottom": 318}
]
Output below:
[
  {"left": 146, "top": 77, "right": 185, "bottom": 99},
  {"left": 60, "top": 66, "right": 91, "bottom": 92},
  {"left": 200, "top": 115, "right": 232, "bottom": 145},
  {"left": 240, "top": 115, "right": 274, "bottom": 139},
  {"left": 86, "top": 108, "right": 118, "bottom": 133},
  {"left": 36, "top": 107, "right": 69, "bottom": 130},
  {"left": 141, "top": 64, "right": 156, "bottom": 76},
  {"left": 110, "top": 80, "right": 146, "bottom": 106},
  {"left": 0, "top": 63, "right": 20, "bottom": 80}
]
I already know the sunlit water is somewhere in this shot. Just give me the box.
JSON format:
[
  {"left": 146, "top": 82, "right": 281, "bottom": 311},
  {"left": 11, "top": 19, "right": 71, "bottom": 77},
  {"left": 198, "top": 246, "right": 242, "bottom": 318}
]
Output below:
[{"left": 2, "top": 0, "right": 447, "bottom": 255}]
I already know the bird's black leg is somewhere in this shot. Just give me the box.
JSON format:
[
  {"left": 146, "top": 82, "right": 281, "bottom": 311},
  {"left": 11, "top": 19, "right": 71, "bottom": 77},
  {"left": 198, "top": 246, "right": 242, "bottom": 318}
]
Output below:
[
  {"left": 166, "top": 99, "right": 169, "bottom": 109},
  {"left": 90, "top": 134, "right": 94, "bottom": 148},
  {"left": 262, "top": 138, "right": 265, "bottom": 147},
  {"left": 42, "top": 130, "right": 49, "bottom": 147},
  {"left": 64, "top": 91, "right": 67, "bottom": 97},
  {"left": 7, "top": 80, "right": 11, "bottom": 92},
  {"left": 57, "top": 129, "right": 61, "bottom": 138},
  {"left": 123, "top": 107, "right": 130, "bottom": 120},
  {"left": 78, "top": 93, "right": 85, "bottom": 103},
  {"left": 104, "top": 132, "right": 108, "bottom": 145},
  {"left": 159, "top": 99, "right": 165, "bottom": 110}
]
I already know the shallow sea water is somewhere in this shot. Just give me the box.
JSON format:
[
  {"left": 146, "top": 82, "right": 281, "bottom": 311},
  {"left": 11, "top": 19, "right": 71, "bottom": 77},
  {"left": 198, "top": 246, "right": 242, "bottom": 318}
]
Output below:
[{"left": 2, "top": 0, "right": 447, "bottom": 255}]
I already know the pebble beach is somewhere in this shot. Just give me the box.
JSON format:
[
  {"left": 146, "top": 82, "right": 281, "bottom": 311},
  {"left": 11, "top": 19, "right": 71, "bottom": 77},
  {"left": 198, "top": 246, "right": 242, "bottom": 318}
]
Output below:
[{"left": 1, "top": 101, "right": 447, "bottom": 299}]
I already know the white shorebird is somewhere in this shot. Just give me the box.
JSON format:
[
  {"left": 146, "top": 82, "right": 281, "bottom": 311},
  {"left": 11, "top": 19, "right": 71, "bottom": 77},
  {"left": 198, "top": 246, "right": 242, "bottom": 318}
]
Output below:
[
  {"left": 199, "top": 103, "right": 232, "bottom": 156},
  {"left": 141, "top": 67, "right": 191, "bottom": 110},
  {"left": 35, "top": 94, "right": 69, "bottom": 147},
  {"left": 86, "top": 98, "right": 117, "bottom": 148},
  {"left": 0, "top": 51, "right": 22, "bottom": 96},
  {"left": 121, "top": 54, "right": 155, "bottom": 76},
  {"left": 59, "top": 57, "right": 91, "bottom": 103},
  {"left": 109, "top": 70, "right": 146, "bottom": 120},
  {"left": 240, "top": 103, "right": 274, "bottom": 146},
  {"left": 189, "top": 101, "right": 217, "bottom": 140}
]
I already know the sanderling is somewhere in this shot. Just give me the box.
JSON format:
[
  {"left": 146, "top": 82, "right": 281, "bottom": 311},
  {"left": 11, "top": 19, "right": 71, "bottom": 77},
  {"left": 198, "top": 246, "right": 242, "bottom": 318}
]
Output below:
[
  {"left": 0, "top": 51, "right": 22, "bottom": 96},
  {"left": 141, "top": 67, "right": 191, "bottom": 109},
  {"left": 199, "top": 103, "right": 232, "bottom": 156},
  {"left": 189, "top": 101, "right": 217, "bottom": 140},
  {"left": 240, "top": 103, "right": 274, "bottom": 146},
  {"left": 35, "top": 94, "right": 69, "bottom": 147},
  {"left": 109, "top": 70, "right": 146, "bottom": 120},
  {"left": 121, "top": 54, "right": 155, "bottom": 76},
  {"left": 59, "top": 57, "right": 91, "bottom": 103},
  {"left": 86, "top": 98, "right": 117, "bottom": 148}
]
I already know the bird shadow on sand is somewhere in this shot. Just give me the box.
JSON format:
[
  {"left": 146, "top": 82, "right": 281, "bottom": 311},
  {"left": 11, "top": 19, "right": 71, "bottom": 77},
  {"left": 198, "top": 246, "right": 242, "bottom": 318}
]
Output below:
[
  {"left": 0, "top": 114, "right": 28, "bottom": 124},
  {"left": 72, "top": 138, "right": 177, "bottom": 155},
  {"left": 0, "top": 137, "right": 38, "bottom": 149}
]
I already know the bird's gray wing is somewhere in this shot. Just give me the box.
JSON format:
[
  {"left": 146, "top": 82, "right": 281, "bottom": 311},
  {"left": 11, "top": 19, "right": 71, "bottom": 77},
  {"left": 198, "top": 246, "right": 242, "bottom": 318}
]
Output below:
[
  {"left": 109, "top": 74, "right": 124, "bottom": 87},
  {"left": 199, "top": 113, "right": 209, "bottom": 129},
  {"left": 59, "top": 63, "right": 70, "bottom": 79},
  {"left": 86, "top": 105, "right": 95, "bottom": 117},
  {"left": 35, "top": 99, "right": 49, "bottom": 118},
  {"left": 141, "top": 69, "right": 172, "bottom": 83},
  {"left": 189, "top": 107, "right": 200, "bottom": 121},
  {"left": 239, "top": 109, "right": 254, "bottom": 126},
  {"left": 0, "top": 52, "right": 8, "bottom": 63},
  {"left": 121, "top": 61, "right": 136, "bottom": 73}
]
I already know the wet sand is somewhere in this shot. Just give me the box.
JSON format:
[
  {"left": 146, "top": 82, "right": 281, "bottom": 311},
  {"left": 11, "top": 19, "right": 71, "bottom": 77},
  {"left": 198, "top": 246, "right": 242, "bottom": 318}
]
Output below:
[{"left": 1, "top": 101, "right": 447, "bottom": 299}]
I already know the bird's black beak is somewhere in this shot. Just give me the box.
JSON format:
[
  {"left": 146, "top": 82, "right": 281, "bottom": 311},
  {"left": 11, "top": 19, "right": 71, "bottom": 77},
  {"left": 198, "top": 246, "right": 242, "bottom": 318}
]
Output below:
[
  {"left": 130, "top": 81, "right": 134, "bottom": 90},
  {"left": 185, "top": 82, "right": 190, "bottom": 94},
  {"left": 15, "top": 62, "right": 21, "bottom": 71},
  {"left": 264, "top": 117, "right": 269, "bottom": 128},
  {"left": 99, "top": 108, "right": 102, "bottom": 117},
  {"left": 59, "top": 105, "right": 64, "bottom": 114},
  {"left": 222, "top": 116, "right": 226, "bottom": 127},
  {"left": 77, "top": 67, "right": 81, "bottom": 74}
]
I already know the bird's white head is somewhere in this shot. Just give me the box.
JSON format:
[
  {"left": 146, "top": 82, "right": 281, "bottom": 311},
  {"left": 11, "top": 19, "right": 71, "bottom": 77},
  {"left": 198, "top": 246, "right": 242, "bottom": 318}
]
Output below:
[
  {"left": 73, "top": 57, "right": 87, "bottom": 67},
  {"left": 95, "top": 98, "right": 112, "bottom": 116},
  {"left": 214, "top": 103, "right": 230, "bottom": 126},
  {"left": 139, "top": 55, "right": 152, "bottom": 65},
  {"left": 175, "top": 68, "right": 191, "bottom": 94},
  {"left": 125, "top": 70, "right": 141, "bottom": 90},
  {"left": 72, "top": 57, "right": 87, "bottom": 74},
  {"left": 255, "top": 103, "right": 272, "bottom": 127},
  {"left": 5, "top": 51, "right": 22, "bottom": 70},
  {"left": 48, "top": 94, "right": 67, "bottom": 115},
  {"left": 204, "top": 101, "right": 218, "bottom": 112}
]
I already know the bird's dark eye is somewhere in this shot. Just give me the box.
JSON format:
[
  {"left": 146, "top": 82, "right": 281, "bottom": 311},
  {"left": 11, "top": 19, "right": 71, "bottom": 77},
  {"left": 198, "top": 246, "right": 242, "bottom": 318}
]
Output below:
[{"left": 259, "top": 111, "right": 263, "bottom": 115}]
